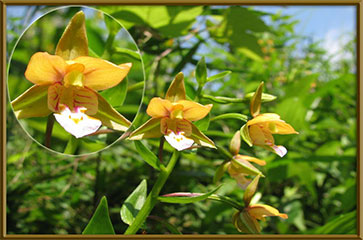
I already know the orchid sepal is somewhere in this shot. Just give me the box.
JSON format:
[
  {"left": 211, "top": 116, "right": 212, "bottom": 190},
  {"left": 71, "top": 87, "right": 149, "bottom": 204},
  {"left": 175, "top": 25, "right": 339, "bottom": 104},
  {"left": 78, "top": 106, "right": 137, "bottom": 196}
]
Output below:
[
  {"left": 93, "top": 92, "right": 131, "bottom": 132},
  {"left": 11, "top": 85, "right": 51, "bottom": 119},
  {"left": 165, "top": 72, "right": 186, "bottom": 102},
  {"left": 55, "top": 11, "right": 89, "bottom": 60}
]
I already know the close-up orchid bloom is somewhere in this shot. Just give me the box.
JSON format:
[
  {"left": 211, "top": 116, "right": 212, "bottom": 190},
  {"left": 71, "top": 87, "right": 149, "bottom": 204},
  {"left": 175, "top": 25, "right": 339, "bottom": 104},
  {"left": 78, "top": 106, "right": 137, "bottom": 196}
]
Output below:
[
  {"left": 11, "top": 11, "right": 132, "bottom": 139},
  {"left": 241, "top": 82, "right": 298, "bottom": 157},
  {"left": 129, "top": 72, "right": 215, "bottom": 151}
]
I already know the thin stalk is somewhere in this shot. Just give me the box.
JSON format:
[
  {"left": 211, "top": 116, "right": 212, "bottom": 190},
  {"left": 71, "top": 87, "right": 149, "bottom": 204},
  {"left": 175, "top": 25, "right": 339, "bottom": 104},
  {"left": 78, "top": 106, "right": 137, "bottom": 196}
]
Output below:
[
  {"left": 127, "top": 81, "right": 144, "bottom": 92},
  {"left": 194, "top": 85, "right": 203, "bottom": 102},
  {"left": 207, "top": 194, "right": 244, "bottom": 211},
  {"left": 45, "top": 114, "right": 55, "bottom": 148},
  {"left": 64, "top": 135, "right": 79, "bottom": 155},
  {"left": 124, "top": 150, "right": 180, "bottom": 235},
  {"left": 158, "top": 137, "right": 165, "bottom": 163}
]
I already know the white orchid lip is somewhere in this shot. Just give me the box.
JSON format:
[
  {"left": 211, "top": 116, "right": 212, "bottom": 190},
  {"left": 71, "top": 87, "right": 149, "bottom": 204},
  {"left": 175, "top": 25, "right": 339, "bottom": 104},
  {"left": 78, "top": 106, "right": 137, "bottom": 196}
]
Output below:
[
  {"left": 272, "top": 145, "right": 287, "bottom": 157},
  {"left": 164, "top": 130, "right": 194, "bottom": 151},
  {"left": 54, "top": 105, "right": 101, "bottom": 138}
]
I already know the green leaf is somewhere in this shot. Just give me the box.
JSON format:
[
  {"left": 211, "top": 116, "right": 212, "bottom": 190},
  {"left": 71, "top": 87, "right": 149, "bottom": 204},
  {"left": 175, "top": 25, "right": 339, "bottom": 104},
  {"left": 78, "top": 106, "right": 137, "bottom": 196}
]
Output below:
[
  {"left": 211, "top": 113, "right": 248, "bottom": 122},
  {"left": 56, "top": 11, "right": 89, "bottom": 60},
  {"left": 82, "top": 196, "right": 115, "bottom": 234},
  {"left": 120, "top": 179, "right": 147, "bottom": 226},
  {"left": 207, "top": 71, "right": 232, "bottom": 82},
  {"left": 244, "top": 92, "right": 277, "bottom": 103},
  {"left": 194, "top": 113, "right": 210, "bottom": 131},
  {"left": 100, "top": 77, "right": 128, "bottom": 107},
  {"left": 158, "top": 185, "right": 221, "bottom": 204},
  {"left": 114, "top": 47, "right": 141, "bottom": 61},
  {"left": 196, "top": 57, "right": 207, "bottom": 86},
  {"left": 243, "top": 174, "right": 261, "bottom": 206},
  {"left": 250, "top": 82, "right": 264, "bottom": 117},
  {"left": 134, "top": 141, "right": 161, "bottom": 170},
  {"left": 312, "top": 210, "right": 356, "bottom": 234},
  {"left": 240, "top": 124, "right": 253, "bottom": 147},
  {"left": 237, "top": 48, "right": 263, "bottom": 62}
]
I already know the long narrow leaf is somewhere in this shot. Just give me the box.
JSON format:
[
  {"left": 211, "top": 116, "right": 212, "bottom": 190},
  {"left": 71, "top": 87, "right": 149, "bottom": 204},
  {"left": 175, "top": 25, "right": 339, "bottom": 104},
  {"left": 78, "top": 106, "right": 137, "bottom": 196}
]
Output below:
[{"left": 159, "top": 185, "right": 221, "bottom": 204}]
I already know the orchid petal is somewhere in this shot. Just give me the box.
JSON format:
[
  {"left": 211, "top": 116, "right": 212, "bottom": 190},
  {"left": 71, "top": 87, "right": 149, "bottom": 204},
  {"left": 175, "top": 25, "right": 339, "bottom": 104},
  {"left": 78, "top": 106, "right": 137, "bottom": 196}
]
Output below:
[
  {"left": 177, "top": 100, "right": 212, "bottom": 121},
  {"left": 271, "top": 145, "right": 287, "bottom": 157},
  {"left": 190, "top": 123, "right": 216, "bottom": 148},
  {"left": 235, "top": 155, "right": 266, "bottom": 166},
  {"left": 146, "top": 97, "right": 172, "bottom": 118},
  {"left": 24, "top": 52, "right": 67, "bottom": 85},
  {"left": 230, "top": 157, "right": 263, "bottom": 177},
  {"left": 269, "top": 121, "right": 299, "bottom": 135},
  {"left": 250, "top": 82, "right": 264, "bottom": 117},
  {"left": 165, "top": 72, "right": 186, "bottom": 102},
  {"left": 12, "top": 85, "right": 51, "bottom": 119},
  {"left": 48, "top": 83, "right": 98, "bottom": 115},
  {"left": 55, "top": 11, "right": 89, "bottom": 60},
  {"left": 73, "top": 56, "right": 131, "bottom": 91},
  {"left": 247, "top": 204, "right": 288, "bottom": 221},
  {"left": 129, "top": 118, "right": 163, "bottom": 140},
  {"left": 246, "top": 113, "right": 281, "bottom": 126},
  {"left": 229, "top": 131, "right": 241, "bottom": 155},
  {"left": 160, "top": 118, "right": 192, "bottom": 136},
  {"left": 249, "top": 124, "right": 274, "bottom": 146},
  {"left": 54, "top": 106, "right": 101, "bottom": 138},
  {"left": 164, "top": 131, "right": 194, "bottom": 151}
]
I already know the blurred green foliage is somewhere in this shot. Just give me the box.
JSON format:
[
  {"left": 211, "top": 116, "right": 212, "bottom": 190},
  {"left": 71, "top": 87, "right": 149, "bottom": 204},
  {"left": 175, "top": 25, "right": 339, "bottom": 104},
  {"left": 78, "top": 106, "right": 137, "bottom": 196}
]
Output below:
[{"left": 6, "top": 5, "right": 356, "bottom": 234}]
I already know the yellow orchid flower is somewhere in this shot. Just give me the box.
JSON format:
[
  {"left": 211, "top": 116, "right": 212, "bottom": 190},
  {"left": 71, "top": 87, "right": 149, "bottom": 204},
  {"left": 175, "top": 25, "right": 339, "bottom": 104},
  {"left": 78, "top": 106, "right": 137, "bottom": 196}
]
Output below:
[
  {"left": 247, "top": 204, "right": 288, "bottom": 221},
  {"left": 12, "top": 52, "right": 132, "bottom": 138},
  {"left": 225, "top": 131, "right": 266, "bottom": 188},
  {"left": 129, "top": 72, "right": 215, "bottom": 151},
  {"left": 241, "top": 82, "right": 298, "bottom": 157},
  {"left": 227, "top": 155, "right": 265, "bottom": 188},
  {"left": 11, "top": 11, "right": 133, "bottom": 139},
  {"left": 233, "top": 204, "right": 287, "bottom": 233},
  {"left": 245, "top": 113, "right": 298, "bottom": 157}
]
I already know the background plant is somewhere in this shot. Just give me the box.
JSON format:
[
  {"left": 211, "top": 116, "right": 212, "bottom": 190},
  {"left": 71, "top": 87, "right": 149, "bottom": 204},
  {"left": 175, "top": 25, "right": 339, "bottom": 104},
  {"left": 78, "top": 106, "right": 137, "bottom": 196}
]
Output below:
[{"left": 6, "top": 5, "right": 356, "bottom": 234}]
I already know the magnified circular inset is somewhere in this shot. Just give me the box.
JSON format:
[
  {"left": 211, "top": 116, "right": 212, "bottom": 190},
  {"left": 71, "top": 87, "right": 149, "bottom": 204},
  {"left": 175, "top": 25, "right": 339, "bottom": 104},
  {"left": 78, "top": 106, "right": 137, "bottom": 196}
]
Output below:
[{"left": 7, "top": 6, "right": 144, "bottom": 155}]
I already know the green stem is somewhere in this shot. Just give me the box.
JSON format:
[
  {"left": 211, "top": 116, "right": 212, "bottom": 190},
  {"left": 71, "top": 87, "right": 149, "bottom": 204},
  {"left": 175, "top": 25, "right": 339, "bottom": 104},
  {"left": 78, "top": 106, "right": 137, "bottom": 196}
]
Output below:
[
  {"left": 207, "top": 194, "right": 244, "bottom": 211},
  {"left": 64, "top": 135, "right": 79, "bottom": 155},
  {"left": 124, "top": 150, "right": 180, "bottom": 234},
  {"left": 127, "top": 81, "right": 144, "bottom": 92},
  {"left": 201, "top": 94, "right": 246, "bottom": 104},
  {"left": 195, "top": 85, "right": 203, "bottom": 102},
  {"left": 45, "top": 114, "right": 55, "bottom": 148}
]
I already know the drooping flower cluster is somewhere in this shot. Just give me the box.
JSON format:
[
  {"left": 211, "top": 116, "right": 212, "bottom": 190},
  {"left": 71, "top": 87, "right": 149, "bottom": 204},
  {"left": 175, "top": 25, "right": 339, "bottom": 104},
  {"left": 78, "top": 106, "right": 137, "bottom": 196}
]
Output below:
[{"left": 218, "top": 82, "right": 297, "bottom": 233}]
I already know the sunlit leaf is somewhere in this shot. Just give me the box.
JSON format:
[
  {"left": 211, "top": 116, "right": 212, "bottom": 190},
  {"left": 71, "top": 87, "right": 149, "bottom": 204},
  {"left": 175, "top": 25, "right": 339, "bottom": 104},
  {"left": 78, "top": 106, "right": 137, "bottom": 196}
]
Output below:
[
  {"left": 134, "top": 141, "right": 161, "bottom": 170},
  {"left": 120, "top": 179, "right": 147, "bottom": 225}
]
